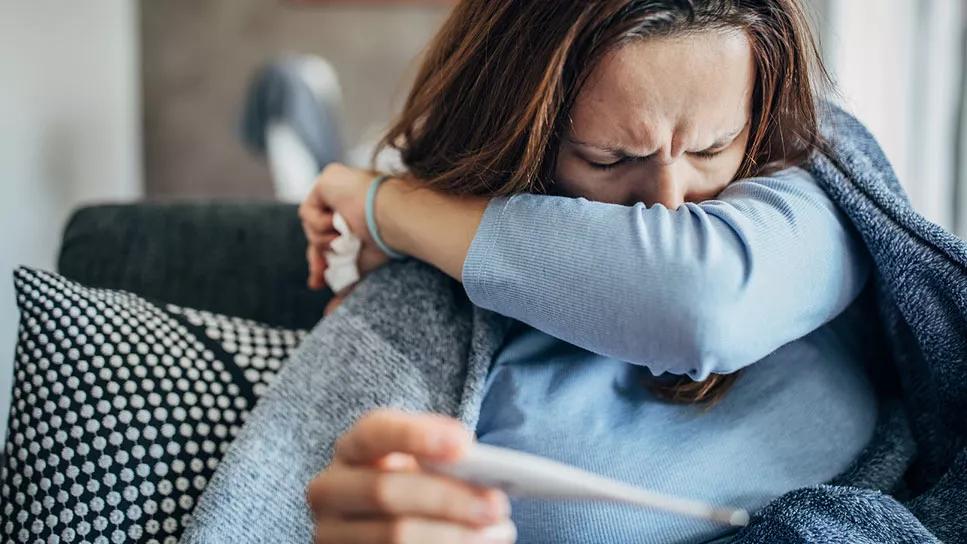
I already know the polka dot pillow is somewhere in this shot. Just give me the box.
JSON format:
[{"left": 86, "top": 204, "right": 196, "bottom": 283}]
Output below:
[{"left": 1, "top": 267, "right": 307, "bottom": 544}]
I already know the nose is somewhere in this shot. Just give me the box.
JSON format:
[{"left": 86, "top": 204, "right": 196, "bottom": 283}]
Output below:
[{"left": 632, "top": 160, "right": 687, "bottom": 208}]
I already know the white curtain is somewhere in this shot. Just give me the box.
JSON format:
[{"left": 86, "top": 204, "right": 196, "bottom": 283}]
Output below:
[{"left": 813, "top": 0, "right": 966, "bottom": 235}]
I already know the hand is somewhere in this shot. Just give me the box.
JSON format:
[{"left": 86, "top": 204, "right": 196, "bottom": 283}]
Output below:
[
  {"left": 323, "top": 285, "right": 355, "bottom": 317},
  {"left": 306, "top": 409, "right": 516, "bottom": 544},
  {"left": 299, "top": 163, "right": 393, "bottom": 292}
]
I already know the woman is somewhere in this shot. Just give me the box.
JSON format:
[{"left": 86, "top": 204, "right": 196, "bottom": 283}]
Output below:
[{"left": 301, "top": 1, "right": 877, "bottom": 542}]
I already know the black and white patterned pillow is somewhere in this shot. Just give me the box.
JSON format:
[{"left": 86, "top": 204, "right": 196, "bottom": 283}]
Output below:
[{"left": 1, "top": 268, "right": 307, "bottom": 544}]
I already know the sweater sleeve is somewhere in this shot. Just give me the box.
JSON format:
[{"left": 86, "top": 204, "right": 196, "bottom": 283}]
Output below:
[{"left": 461, "top": 167, "right": 870, "bottom": 379}]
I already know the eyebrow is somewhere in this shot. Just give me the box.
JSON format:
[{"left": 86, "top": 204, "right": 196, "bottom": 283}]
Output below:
[{"left": 566, "top": 124, "right": 747, "bottom": 159}]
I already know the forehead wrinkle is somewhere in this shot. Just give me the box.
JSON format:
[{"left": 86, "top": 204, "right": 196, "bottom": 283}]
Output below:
[
  {"left": 620, "top": 117, "right": 663, "bottom": 157},
  {"left": 566, "top": 101, "right": 662, "bottom": 157},
  {"left": 569, "top": 116, "right": 746, "bottom": 159}
]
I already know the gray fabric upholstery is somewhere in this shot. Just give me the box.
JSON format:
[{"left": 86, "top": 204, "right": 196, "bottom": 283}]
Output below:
[{"left": 56, "top": 202, "right": 330, "bottom": 330}]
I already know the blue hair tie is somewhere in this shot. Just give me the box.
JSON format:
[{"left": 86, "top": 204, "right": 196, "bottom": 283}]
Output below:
[{"left": 365, "top": 174, "right": 407, "bottom": 260}]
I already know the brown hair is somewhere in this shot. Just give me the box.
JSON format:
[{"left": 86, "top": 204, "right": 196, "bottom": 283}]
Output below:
[{"left": 377, "top": 0, "right": 830, "bottom": 404}]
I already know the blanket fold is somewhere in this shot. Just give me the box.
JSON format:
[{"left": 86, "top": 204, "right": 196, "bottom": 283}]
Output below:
[{"left": 179, "top": 106, "right": 967, "bottom": 543}]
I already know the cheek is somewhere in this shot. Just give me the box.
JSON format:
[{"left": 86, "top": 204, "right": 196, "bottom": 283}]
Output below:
[
  {"left": 553, "top": 152, "right": 608, "bottom": 199},
  {"left": 553, "top": 153, "right": 635, "bottom": 204},
  {"left": 553, "top": 155, "right": 580, "bottom": 195},
  {"left": 688, "top": 144, "right": 747, "bottom": 199},
  {"left": 687, "top": 161, "right": 739, "bottom": 200}
]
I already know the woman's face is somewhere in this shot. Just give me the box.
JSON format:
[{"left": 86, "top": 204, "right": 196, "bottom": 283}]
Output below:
[{"left": 554, "top": 30, "right": 755, "bottom": 207}]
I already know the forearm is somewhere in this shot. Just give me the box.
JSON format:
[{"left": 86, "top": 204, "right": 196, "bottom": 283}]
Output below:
[
  {"left": 461, "top": 169, "right": 869, "bottom": 377},
  {"left": 371, "top": 169, "right": 868, "bottom": 378},
  {"left": 375, "top": 176, "right": 489, "bottom": 281}
]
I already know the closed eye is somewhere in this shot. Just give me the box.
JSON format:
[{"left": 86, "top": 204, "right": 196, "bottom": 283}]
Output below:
[
  {"left": 589, "top": 148, "right": 724, "bottom": 167},
  {"left": 689, "top": 148, "right": 727, "bottom": 160},
  {"left": 586, "top": 157, "right": 628, "bottom": 170}
]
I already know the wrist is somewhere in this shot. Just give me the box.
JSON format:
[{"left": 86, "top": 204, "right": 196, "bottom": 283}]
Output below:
[
  {"left": 366, "top": 175, "right": 407, "bottom": 260},
  {"left": 374, "top": 176, "right": 489, "bottom": 280},
  {"left": 374, "top": 176, "right": 417, "bottom": 257}
]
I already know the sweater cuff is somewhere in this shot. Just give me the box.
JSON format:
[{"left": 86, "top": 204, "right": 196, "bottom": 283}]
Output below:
[{"left": 462, "top": 196, "right": 513, "bottom": 307}]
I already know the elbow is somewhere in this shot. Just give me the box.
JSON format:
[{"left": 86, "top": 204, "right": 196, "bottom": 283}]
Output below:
[
  {"left": 673, "top": 240, "right": 759, "bottom": 378},
  {"left": 673, "top": 289, "right": 755, "bottom": 380}
]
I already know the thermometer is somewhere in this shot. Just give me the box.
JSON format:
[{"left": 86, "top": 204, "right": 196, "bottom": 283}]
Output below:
[{"left": 423, "top": 443, "right": 750, "bottom": 527}]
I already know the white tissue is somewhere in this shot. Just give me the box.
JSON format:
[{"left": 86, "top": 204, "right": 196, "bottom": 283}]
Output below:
[{"left": 324, "top": 212, "right": 361, "bottom": 293}]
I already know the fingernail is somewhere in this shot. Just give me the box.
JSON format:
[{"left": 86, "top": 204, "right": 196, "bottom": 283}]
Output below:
[
  {"left": 474, "top": 490, "right": 510, "bottom": 522},
  {"left": 429, "top": 431, "right": 463, "bottom": 456},
  {"left": 492, "top": 490, "right": 511, "bottom": 518},
  {"left": 476, "top": 521, "right": 517, "bottom": 543},
  {"left": 472, "top": 500, "right": 498, "bottom": 523}
]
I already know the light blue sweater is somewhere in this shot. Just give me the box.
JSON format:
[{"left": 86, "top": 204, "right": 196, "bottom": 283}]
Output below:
[
  {"left": 462, "top": 167, "right": 870, "bottom": 380},
  {"left": 464, "top": 168, "right": 878, "bottom": 543}
]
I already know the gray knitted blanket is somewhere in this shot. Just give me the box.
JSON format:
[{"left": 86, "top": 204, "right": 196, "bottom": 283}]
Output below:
[{"left": 180, "top": 107, "right": 966, "bottom": 543}]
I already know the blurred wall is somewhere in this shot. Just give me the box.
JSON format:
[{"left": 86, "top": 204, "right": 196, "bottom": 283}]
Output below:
[
  {"left": 819, "top": 0, "right": 964, "bottom": 229},
  {"left": 0, "top": 0, "right": 143, "bottom": 445},
  {"left": 141, "top": 0, "right": 448, "bottom": 199}
]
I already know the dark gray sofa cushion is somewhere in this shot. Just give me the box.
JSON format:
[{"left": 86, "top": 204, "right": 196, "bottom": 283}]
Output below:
[{"left": 57, "top": 202, "right": 330, "bottom": 330}]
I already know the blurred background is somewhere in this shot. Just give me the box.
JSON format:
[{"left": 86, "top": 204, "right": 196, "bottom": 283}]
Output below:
[{"left": 1, "top": 0, "right": 965, "bottom": 442}]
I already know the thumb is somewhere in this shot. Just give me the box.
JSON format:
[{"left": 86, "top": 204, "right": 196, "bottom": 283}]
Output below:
[{"left": 324, "top": 284, "right": 357, "bottom": 316}]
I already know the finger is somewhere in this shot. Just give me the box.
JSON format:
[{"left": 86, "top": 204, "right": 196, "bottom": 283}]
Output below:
[
  {"left": 307, "top": 466, "right": 509, "bottom": 526},
  {"left": 308, "top": 246, "right": 327, "bottom": 290},
  {"left": 314, "top": 517, "right": 517, "bottom": 544},
  {"left": 324, "top": 293, "right": 345, "bottom": 317},
  {"left": 300, "top": 202, "right": 334, "bottom": 233},
  {"left": 334, "top": 284, "right": 357, "bottom": 299},
  {"left": 306, "top": 230, "right": 339, "bottom": 250},
  {"left": 323, "top": 283, "right": 359, "bottom": 315},
  {"left": 373, "top": 452, "right": 420, "bottom": 472},
  {"left": 334, "top": 409, "right": 472, "bottom": 465},
  {"left": 302, "top": 176, "right": 334, "bottom": 209}
]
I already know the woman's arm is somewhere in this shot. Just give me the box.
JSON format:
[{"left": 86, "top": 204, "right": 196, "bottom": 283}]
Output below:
[
  {"left": 374, "top": 168, "right": 869, "bottom": 380},
  {"left": 376, "top": 177, "right": 488, "bottom": 281}
]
